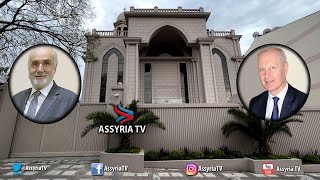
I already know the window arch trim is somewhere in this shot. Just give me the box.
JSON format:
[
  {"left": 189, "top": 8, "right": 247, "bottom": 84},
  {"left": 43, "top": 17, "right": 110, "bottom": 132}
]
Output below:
[
  {"left": 212, "top": 48, "right": 231, "bottom": 99},
  {"left": 99, "top": 48, "right": 124, "bottom": 102}
]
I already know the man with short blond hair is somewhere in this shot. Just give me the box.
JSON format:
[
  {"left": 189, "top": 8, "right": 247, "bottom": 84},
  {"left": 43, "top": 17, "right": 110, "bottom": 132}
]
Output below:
[
  {"left": 249, "top": 47, "right": 307, "bottom": 121},
  {"left": 12, "top": 46, "right": 78, "bottom": 124}
]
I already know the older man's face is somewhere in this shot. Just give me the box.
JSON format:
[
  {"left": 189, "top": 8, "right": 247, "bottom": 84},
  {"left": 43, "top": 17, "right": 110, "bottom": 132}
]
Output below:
[
  {"left": 258, "top": 49, "right": 288, "bottom": 96},
  {"left": 28, "top": 47, "right": 56, "bottom": 90}
]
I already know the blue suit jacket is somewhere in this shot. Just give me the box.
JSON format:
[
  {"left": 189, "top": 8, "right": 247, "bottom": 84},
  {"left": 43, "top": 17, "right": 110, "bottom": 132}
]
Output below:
[
  {"left": 249, "top": 84, "right": 307, "bottom": 120},
  {"left": 12, "top": 82, "right": 78, "bottom": 124}
]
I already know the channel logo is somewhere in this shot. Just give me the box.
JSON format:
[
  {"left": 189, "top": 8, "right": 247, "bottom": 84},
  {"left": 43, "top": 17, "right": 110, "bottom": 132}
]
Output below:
[
  {"left": 185, "top": 163, "right": 198, "bottom": 176},
  {"left": 12, "top": 162, "right": 23, "bottom": 175},
  {"left": 262, "top": 162, "right": 274, "bottom": 175},
  {"left": 114, "top": 104, "right": 134, "bottom": 124},
  {"left": 91, "top": 163, "right": 104, "bottom": 176}
]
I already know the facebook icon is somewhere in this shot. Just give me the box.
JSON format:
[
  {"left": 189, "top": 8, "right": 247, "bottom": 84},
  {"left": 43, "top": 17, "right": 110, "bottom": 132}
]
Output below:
[{"left": 91, "top": 163, "right": 104, "bottom": 176}]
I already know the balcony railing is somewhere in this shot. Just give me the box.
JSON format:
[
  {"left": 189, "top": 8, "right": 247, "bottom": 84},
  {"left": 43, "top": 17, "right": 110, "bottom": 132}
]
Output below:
[
  {"left": 92, "top": 30, "right": 128, "bottom": 37},
  {"left": 129, "top": 6, "right": 204, "bottom": 13},
  {"left": 95, "top": 31, "right": 114, "bottom": 36},
  {"left": 207, "top": 29, "right": 233, "bottom": 37}
]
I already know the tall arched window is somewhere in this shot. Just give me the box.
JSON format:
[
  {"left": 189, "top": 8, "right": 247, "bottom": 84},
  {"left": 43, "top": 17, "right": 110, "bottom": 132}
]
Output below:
[
  {"left": 117, "top": 27, "right": 121, "bottom": 36},
  {"left": 123, "top": 27, "right": 128, "bottom": 36},
  {"left": 212, "top": 48, "right": 231, "bottom": 99},
  {"left": 99, "top": 48, "right": 124, "bottom": 102}
]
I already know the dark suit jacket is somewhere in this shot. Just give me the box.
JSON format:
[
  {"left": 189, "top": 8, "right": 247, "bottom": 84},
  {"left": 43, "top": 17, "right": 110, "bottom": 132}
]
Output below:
[
  {"left": 12, "top": 82, "right": 78, "bottom": 124},
  {"left": 249, "top": 84, "right": 308, "bottom": 120}
]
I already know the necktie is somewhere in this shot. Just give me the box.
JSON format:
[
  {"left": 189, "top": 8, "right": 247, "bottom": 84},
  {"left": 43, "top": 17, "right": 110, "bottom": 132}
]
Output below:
[
  {"left": 26, "top": 91, "right": 41, "bottom": 118},
  {"left": 271, "top": 96, "right": 279, "bottom": 121}
]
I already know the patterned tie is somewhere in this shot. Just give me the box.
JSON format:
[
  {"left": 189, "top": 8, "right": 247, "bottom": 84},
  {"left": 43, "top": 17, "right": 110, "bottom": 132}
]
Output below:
[
  {"left": 26, "top": 91, "right": 41, "bottom": 118},
  {"left": 271, "top": 96, "right": 279, "bottom": 121}
]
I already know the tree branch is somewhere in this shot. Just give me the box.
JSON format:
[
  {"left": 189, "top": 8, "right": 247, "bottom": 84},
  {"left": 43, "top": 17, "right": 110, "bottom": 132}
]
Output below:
[
  {"left": 0, "top": 0, "right": 29, "bottom": 33},
  {"left": 0, "top": 0, "right": 12, "bottom": 9}
]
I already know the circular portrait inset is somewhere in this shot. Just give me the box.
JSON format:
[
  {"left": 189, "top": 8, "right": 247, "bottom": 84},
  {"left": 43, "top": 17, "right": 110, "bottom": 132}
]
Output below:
[
  {"left": 237, "top": 44, "right": 310, "bottom": 121},
  {"left": 9, "top": 44, "right": 81, "bottom": 124}
]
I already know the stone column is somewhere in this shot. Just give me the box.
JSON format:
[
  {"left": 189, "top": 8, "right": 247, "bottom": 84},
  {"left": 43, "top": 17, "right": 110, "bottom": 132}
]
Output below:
[
  {"left": 191, "top": 59, "right": 199, "bottom": 103},
  {"left": 197, "top": 37, "right": 216, "bottom": 103},
  {"left": 199, "top": 43, "right": 208, "bottom": 103},
  {"left": 226, "top": 32, "right": 242, "bottom": 73},
  {"left": 123, "top": 37, "right": 141, "bottom": 105},
  {"left": 227, "top": 32, "right": 243, "bottom": 96}
]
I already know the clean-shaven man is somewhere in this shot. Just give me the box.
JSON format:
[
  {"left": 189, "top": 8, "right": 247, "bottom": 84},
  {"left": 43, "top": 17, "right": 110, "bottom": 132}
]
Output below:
[
  {"left": 249, "top": 47, "right": 307, "bottom": 121},
  {"left": 12, "top": 46, "right": 78, "bottom": 124}
]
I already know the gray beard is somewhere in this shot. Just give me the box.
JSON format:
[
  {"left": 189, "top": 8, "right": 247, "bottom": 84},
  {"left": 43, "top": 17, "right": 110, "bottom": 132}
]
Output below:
[{"left": 29, "top": 75, "right": 54, "bottom": 90}]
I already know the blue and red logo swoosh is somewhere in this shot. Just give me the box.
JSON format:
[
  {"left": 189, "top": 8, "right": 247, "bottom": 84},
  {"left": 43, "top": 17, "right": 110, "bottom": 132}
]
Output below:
[{"left": 114, "top": 104, "right": 134, "bottom": 124}]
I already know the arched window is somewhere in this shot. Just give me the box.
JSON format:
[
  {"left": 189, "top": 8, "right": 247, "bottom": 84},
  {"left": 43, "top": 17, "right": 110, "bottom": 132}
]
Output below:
[
  {"left": 99, "top": 48, "right": 124, "bottom": 102},
  {"left": 212, "top": 48, "right": 231, "bottom": 99},
  {"left": 117, "top": 27, "right": 121, "bottom": 36},
  {"left": 123, "top": 27, "right": 128, "bottom": 36}
]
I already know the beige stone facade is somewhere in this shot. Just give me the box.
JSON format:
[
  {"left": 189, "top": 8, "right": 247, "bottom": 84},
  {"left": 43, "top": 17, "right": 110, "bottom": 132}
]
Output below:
[{"left": 82, "top": 6, "right": 242, "bottom": 105}]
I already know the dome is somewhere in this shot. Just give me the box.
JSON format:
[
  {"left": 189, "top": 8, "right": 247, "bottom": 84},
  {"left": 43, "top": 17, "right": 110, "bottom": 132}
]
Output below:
[{"left": 116, "top": 12, "right": 125, "bottom": 22}]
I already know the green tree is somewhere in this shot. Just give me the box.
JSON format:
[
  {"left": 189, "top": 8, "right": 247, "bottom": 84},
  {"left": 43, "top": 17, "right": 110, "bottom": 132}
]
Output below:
[
  {"left": 222, "top": 109, "right": 303, "bottom": 156},
  {"left": 81, "top": 99, "right": 166, "bottom": 150}
]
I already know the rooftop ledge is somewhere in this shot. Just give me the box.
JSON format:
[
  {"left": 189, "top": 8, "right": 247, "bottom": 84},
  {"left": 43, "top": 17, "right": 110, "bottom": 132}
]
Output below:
[
  {"left": 124, "top": 6, "right": 211, "bottom": 20},
  {"left": 129, "top": 6, "right": 204, "bottom": 13},
  {"left": 89, "top": 29, "right": 236, "bottom": 38}
]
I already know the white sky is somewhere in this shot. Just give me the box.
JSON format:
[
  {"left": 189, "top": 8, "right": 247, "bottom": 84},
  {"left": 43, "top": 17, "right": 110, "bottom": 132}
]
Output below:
[
  {"left": 74, "top": 1, "right": 320, "bottom": 91},
  {"left": 85, "top": 0, "right": 320, "bottom": 55}
]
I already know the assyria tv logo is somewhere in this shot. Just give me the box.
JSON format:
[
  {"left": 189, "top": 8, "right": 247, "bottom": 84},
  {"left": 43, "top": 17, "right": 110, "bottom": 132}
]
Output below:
[
  {"left": 114, "top": 104, "right": 134, "bottom": 124},
  {"left": 98, "top": 104, "right": 146, "bottom": 134}
]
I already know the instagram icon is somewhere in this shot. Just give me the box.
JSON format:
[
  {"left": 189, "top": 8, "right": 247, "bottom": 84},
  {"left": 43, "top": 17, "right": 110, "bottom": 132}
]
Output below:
[{"left": 184, "top": 163, "right": 198, "bottom": 176}]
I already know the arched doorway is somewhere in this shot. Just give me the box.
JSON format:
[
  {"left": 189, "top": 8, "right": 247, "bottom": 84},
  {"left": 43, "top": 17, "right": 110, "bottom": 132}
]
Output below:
[{"left": 139, "top": 26, "right": 192, "bottom": 104}]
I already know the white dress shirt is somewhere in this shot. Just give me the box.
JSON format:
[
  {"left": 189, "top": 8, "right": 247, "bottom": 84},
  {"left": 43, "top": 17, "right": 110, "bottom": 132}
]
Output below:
[
  {"left": 265, "top": 83, "right": 288, "bottom": 120},
  {"left": 23, "top": 81, "right": 54, "bottom": 116}
]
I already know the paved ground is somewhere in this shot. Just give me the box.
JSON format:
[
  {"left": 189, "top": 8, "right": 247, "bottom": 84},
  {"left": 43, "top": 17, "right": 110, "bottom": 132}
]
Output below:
[{"left": 0, "top": 157, "right": 319, "bottom": 180}]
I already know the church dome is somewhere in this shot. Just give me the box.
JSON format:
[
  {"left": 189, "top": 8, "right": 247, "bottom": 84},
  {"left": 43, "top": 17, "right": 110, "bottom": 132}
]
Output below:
[{"left": 116, "top": 12, "right": 125, "bottom": 22}]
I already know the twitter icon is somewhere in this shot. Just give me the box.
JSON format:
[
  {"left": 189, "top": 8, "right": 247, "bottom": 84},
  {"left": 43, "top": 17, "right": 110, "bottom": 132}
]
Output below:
[{"left": 12, "top": 163, "right": 23, "bottom": 175}]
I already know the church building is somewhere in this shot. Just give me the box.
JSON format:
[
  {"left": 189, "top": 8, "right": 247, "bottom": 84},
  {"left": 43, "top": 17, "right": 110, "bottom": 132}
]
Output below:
[{"left": 82, "top": 6, "right": 243, "bottom": 105}]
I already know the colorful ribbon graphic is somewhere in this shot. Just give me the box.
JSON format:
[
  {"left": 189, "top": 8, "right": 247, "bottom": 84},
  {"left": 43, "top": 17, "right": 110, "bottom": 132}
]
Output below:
[{"left": 114, "top": 104, "right": 134, "bottom": 124}]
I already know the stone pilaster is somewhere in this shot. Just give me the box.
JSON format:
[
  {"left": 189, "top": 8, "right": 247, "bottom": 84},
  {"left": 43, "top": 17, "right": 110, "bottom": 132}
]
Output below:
[
  {"left": 197, "top": 37, "right": 217, "bottom": 103},
  {"left": 123, "top": 37, "right": 141, "bottom": 104}
]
